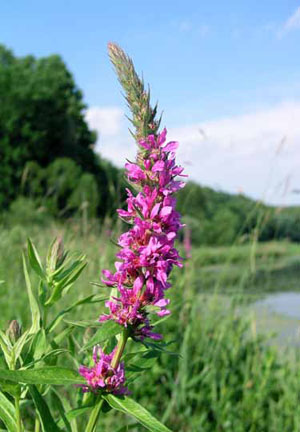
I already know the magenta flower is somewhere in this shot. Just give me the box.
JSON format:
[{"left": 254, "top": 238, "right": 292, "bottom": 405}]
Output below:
[
  {"left": 100, "top": 129, "right": 186, "bottom": 339},
  {"left": 79, "top": 346, "right": 127, "bottom": 394},
  {"left": 79, "top": 44, "right": 188, "bottom": 400}
]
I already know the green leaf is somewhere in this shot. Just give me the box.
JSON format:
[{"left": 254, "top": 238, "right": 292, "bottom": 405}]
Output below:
[
  {"left": 22, "top": 254, "right": 41, "bottom": 334},
  {"left": 104, "top": 395, "right": 172, "bottom": 432},
  {"left": 115, "top": 425, "right": 140, "bottom": 432},
  {"left": 0, "top": 391, "right": 17, "bottom": 432},
  {"left": 0, "top": 330, "right": 12, "bottom": 367},
  {"left": 81, "top": 321, "right": 121, "bottom": 352},
  {"left": 63, "top": 319, "right": 102, "bottom": 328},
  {"left": 141, "top": 340, "right": 178, "bottom": 356},
  {"left": 127, "top": 351, "right": 159, "bottom": 372},
  {"left": 53, "top": 326, "right": 74, "bottom": 346},
  {"left": 27, "top": 238, "right": 45, "bottom": 280},
  {"left": 51, "top": 391, "right": 72, "bottom": 432},
  {"left": 57, "top": 405, "right": 93, "bottom": 427},
  {"left": 29, "top": 385, "right": 60, "bottom": 432},
  {"left": 0, "top": 367, "right": 85, "bottom": 386},
  {"left": 30, "top": 329, "right": 48, "bottom": 361},
  {"left": 10, "top": 330, "right": 31, "bottom": 368},
  {"left": 0, "top": 380, "right": 20, "bottom": 397},
  {"left": 52, "top": 256, "right": 84, "bottom": 281},
  {"left": 52, "top": 389, "right": 78, "bottom": 432},
  {"left": 29, "top": 349, "right": 69, "bottom": 368},
  {"left": 45, "top": 260, "right": 86, "bottom": 306},
  {"left": 47, "top": 294, "right": 106, "bottom": 333}
]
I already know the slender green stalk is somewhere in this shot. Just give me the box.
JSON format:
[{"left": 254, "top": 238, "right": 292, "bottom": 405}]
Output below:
[
  {"left": 86, "top": 397, "right": 104, "bottom": 432},
  {"left": 34, "top": 417, "right": 40, "bottom": 432},
  {"left": 43, "top": 306, "right": 48, "bottom": 328},
  {"left": 111, "top": 328, "right": 130, "bottom": 369},
  {"left": 15, "top": 395, "right": 22, "bottom": 432}
]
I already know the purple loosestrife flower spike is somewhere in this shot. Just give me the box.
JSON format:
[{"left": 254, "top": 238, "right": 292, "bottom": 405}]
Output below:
[
  {"left": 79, "top": 43, "right": 187, "bottom": 395},
  {"left": 100, "top": 126, "right": 186, "bottom": 339}
]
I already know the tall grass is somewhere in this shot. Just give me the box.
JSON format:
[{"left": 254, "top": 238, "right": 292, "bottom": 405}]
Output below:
[{"left": 1, "top": 223, "right": 300, "bottom": 431}]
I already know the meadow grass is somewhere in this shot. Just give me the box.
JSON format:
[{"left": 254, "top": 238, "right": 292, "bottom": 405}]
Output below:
[{"left": 0, "top": 222, "right": 300, "bottom": 431}]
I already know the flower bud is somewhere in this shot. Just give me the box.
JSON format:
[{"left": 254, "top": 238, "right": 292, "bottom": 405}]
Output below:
[
  {"left": 7, "top": 320, "right": 21, "bottom": 343},
  {"left": 48, "top": 236, "right": 65, "bottom": 273}
]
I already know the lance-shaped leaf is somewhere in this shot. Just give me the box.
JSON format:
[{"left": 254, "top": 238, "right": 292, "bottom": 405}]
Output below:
[
  {"left": 0, "top": 367, "right": 85, "bottom": 386},
  {"left": 27, "top": 238, "right": 45, "bottom": 280},
  {"left": 63, "top": 319, "right": 102, "bottom": 328},
  {"left": 22, "top": 254, "right": 41, "bottom": 334},
  {"left": 81, "top": 320, "right": 121, "bottom": 352},
  {"left": 57, "top": 405, "right": 93, "bottom": 427},
  {"left": 0, "top": 330, "right": 12, "bottom": 367},
  {"left": 45, "top": 259, "right": 86, "bottom": 306},
  {"left": 10, "top": 330, "right": 32, "bottom": 369},
  {"left": 47, "top": 294, "right": 106, "bottom": 333},
  {"left": 51, "top": 391, "right": 72, "bottom": 432},
  {"left": 115, "top": 425, "right": 140, "bottom": 432},
  {"left": 103, "top": 395, "right": 172, "bottom": 432},
  {"left": 29, "top": 385, "right": 61, "bottom": 432},
  {"left": 0, "top": 391, "right": 17, "bottom": 432}
]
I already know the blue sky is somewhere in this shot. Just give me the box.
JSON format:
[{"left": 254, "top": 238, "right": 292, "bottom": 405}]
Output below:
[{"left": 1, "top": 1, "right": 300, "bottom": 205}]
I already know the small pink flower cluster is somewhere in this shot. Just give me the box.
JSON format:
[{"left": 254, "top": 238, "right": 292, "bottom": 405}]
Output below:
[
  {"left": 79, "top": 346, "right": 127, "bottom": 394},
  {"left": 100, "top": 128, "right": 186, "bottom": 339},
  {"left": 79, "top": 129, "right": 186, "bottom": 394}
]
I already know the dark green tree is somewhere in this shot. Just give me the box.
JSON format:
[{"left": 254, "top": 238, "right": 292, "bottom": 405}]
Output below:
[{"left": 0, "top": 45, "right": 96, "bottom": 208}]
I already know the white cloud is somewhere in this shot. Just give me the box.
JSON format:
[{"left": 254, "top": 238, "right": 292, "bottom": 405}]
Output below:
[
  {"left": 85, "top": 106, "right": 123, "bottom": 136},
  {"left": 279, "top": 6, "right": 300, "bottom": 37},
  {"left": 85, "top": 105, "right": 136, "bottom": 166},
  {"left": 284, "top": 6, "right": 300, "bottom": 31},
  {"left": 86, "top": 102, "right": 300, "bottom": 206},
  {"left": 168, "top": 101, "right": 300, "bottom": 206}
]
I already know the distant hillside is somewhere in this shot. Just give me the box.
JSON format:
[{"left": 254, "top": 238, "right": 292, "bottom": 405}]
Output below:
[
  {"left": 177, "top": 181, "right": 300, "bottom": 245},
  {"left": 1, "top": 44, "right": 299, "bottom": 245}
]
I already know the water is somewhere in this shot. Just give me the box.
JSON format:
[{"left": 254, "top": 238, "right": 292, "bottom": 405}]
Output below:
[
  {"left": 254, "top": 292, "right": 300, "bottom": 347},
  {"left": 256, "top": 292, "right": 300, "bottom": 319}
]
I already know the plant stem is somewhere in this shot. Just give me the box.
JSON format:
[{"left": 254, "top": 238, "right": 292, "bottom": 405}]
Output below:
[
  {"left": 15, "top": 395, "right": 22, "bottom": 432},
  {"left": 34, "top": 417, "right": 40, "bottom": 432},
  {"left": 111, "top": 328, "right": 130, "bottom": 369},
  {"left": 86, "top": 397, "right": 104, "bottom": 432},
  {"left": 43, "top": 306, "right": 48, "bottom": 328}
]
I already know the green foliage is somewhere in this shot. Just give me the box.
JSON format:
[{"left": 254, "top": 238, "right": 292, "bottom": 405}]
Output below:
[
  {"left": 0, "top": 226, "right": 300, "bottom": 430},
  {"left": 0, "top": 45, "right": 128, "bottom": 224},
  {"left": 0, "top": 392, "right": 17, "bottom": 432},
  {"left": 81, "top": 321, "right": 121, "bottom": 352},
  {"left": 0, "top": 43, "right": 299, "bottom": 244},
  {"left": 0, "top": 45, "right": 96, "bottom": 209},
  {"left": 104, "top": 395, "right": 171, "bottom": 432},
  {"left": 6, "top": 197, "right": 49, "bottom": 227},
  {"left": 177, "top": 181, "right": 300, "bottom": 245},
  {"left": 0, "top": 237, "right": 174, "bottom": 432},
  {"left": 29, "top": 386, "right": 60, "bottom": 432},
  {"left": 0, "top": 368, "right": 84, "bottom": 386}
]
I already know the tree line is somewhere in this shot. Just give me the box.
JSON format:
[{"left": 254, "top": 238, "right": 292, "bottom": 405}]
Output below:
[{"left": 0, "top": 44, "right": 299, "bottom": 244}]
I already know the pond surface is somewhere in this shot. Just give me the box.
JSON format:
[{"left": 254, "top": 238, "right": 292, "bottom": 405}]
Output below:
[
  {"left": 254, "top": 292, "right": 300, "bottom": 347},
  {"left": 256, "top": 292, "right": 300, "bottom": 319}
]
